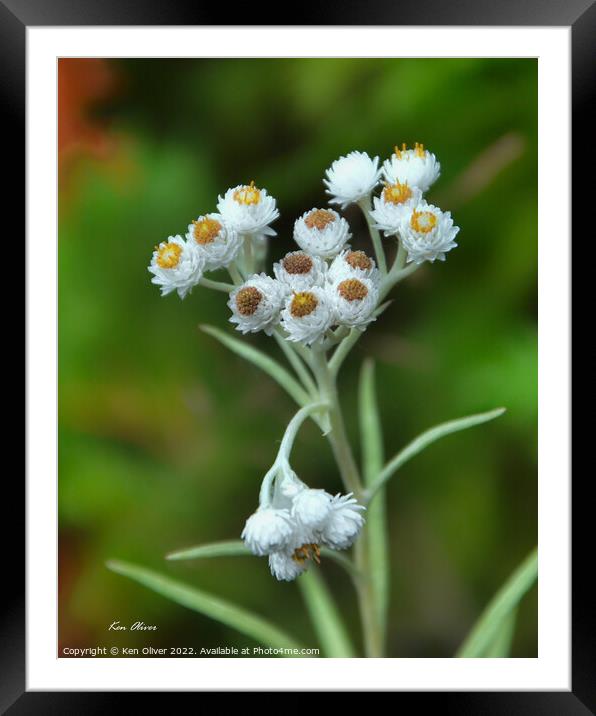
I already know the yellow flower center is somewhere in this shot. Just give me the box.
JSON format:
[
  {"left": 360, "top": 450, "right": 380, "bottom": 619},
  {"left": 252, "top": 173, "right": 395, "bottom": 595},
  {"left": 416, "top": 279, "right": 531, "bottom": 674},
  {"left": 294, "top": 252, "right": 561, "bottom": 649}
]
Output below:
[
  {"left": 235, "top": 286, "right": 262, "bottom": 316},
  {"left": 382, "top": 181, "right": 413, "bottom": 205},
  {"left": 292, "top": 543, "right": 321, "bottom": 564},
  {"left": 282, "top": 253, "right": 313, "bottom": 275},
  {"left": 156, "top": 243, "right": 183, "bottom": 269},
  {"left": 290, "top": 291, "right": 319, "bottom": 318},
  {"left": 192, "top": 217, "right": 222, "bottom": 245},
  {"left": 233, "top": 181, "right": 261, "bottom": 206},
  {"left": 346, "top": 250, "right": 372, "bottom": 271},
  {"left": 394, "top": 142, "right": 426, "bottom": 159},
  {"left": 304, "top": 209, "right": 336, "bottom": 231},
  {"left": 410, "top": 210, "right": 437, "bottom": 234},
  {"left": 338, "top": 278, "right": 368, "bottom": 302}
]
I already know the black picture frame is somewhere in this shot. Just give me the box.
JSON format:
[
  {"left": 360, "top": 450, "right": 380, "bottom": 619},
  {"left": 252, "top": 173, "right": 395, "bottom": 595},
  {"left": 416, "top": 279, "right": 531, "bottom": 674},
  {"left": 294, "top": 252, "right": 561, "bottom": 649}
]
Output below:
[{"left": 9, "top": 0, "right": 587, "bottom": 709}]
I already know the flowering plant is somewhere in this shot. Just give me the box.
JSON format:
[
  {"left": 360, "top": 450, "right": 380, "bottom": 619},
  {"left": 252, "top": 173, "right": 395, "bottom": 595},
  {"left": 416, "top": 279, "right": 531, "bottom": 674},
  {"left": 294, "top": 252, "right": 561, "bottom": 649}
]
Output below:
[{"left": 109, "top": 144, "right": 537, "bottom": 658}]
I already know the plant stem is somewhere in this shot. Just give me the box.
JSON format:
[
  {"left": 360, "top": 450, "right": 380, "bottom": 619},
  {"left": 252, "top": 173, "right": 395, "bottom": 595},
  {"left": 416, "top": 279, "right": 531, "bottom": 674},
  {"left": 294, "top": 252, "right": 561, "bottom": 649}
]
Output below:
[
  {"left": 199, "top": 277, "right": 235, "bottom": 293},
  {"left": 311, "top": 347, "right": 383, "bottom": 657},
  {"left": 358, "top": 195, "right": 387, "bottom": 276},
  {"left": 228, "top": 264, "right": 244, "bottom": 285}
]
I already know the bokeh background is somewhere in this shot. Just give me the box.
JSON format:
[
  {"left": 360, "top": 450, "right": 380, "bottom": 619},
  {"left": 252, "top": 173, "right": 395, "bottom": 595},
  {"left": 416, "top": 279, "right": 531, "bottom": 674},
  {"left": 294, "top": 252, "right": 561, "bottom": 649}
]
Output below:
[{"left": 58, "top": 58, "right": 537, "bottom": 658}]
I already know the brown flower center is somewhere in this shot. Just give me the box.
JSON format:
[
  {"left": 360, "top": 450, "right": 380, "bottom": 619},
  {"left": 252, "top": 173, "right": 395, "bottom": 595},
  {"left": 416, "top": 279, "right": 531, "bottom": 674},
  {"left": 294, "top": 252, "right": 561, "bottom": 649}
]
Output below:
[
  {"left": 192, "top": 217, "right": 222, "bottom": 245},
  {"left": 290, "top": 291, "right": 318, "bottom": 318},
  {"left": 282, "top": 253, "right": 313, "bottom": 275},
  {"left": 304, "top": 209, "right": 336, "bottom": 231},
  {"left": 235, "top": 286, "right": 262, "bottom": 316},
  {"left": 292, "top": 543, "right": 321, "bottom": 564},
  {"left": 383, "top": 181, "right": 413, "bottom": 205},
  {"left": 156, "top": 243, "right": 182, "bottom": 269},
  {"left": 345, "top": 250, "right": 372, "bottom": 271},
  {"left": 338, "top": 278, "right": 368, "bottom": 302}
]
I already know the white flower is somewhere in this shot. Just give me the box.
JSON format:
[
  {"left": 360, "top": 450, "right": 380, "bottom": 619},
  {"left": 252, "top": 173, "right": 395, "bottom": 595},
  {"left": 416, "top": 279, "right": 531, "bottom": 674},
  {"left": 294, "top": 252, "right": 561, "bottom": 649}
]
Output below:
[
  {"left": 329, "top": 277, "right": 378, "bottom": 328},
  {"left": 148, "top": 235, "right": 204, "bottom": 299},
  {"left": 217, "top": 182, "right": 279, "bottom": 237},
  {"left": 321, "top": 494, "right": 366, "bottom": 550},
  {"left": 369, "top": 182, "right": 423, "bottom": 237},
  {"left": 241, "top": 507, "right": 294, "bottom": 556},
  {"left": 279, "top": 287, "right": 336, "bottom": 345},
  {"left": 327, "top": 248, "right": 380, "bottom": 285},
  {"left": 400, "top": 202, "right": 459, "bottom": 264},
  {"left": 268, "top": 550, "right": 309, "bottom": 582},
  {"left": 273, "top": 251, "right": 327, "bottom": 291},
  {"left": 293, "top": 208, "right": 351, "bottom": 259},
  {"left": 185, "top": 213, "right": 242, "bottom": 270},
  {"left": 228, "top": 273, "right": 286, "bottom": 335},
  {"left": 324, "top": 151, "right": 381, "bottom": 209},
  {"left": 291, "top": 489, "right": 332, "bottom": 529},
  {"left": 383, "top": 143, "right": 441, "bottom": 193}
]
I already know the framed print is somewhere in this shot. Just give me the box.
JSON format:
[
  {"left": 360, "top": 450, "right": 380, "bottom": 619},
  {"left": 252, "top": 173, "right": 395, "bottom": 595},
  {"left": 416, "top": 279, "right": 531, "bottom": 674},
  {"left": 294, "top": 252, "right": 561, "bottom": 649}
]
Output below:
[{"left": 9, "top": 0, "right": 588, "bottom": 708}]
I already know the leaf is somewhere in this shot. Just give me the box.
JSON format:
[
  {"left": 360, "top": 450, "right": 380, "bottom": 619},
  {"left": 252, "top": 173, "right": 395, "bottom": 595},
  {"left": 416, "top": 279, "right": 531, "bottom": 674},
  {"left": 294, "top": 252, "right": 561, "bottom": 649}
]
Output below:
[
  {"left": 106, "top": 559, "right": 306, "bottom": 654},
  {"left": 165, "top": 539, "right": 362, "bottom": 581},
  {"left": 367, "top": 407, "right": 506, "bottom": 499},
  {"left": 456, "top": 547, "right": 537, "bottom": 658},
  {"left": 273, "top": 331, "right": 317, "bottom": 396},
  {"left": 297, "top": 569, "right": 356, "bottom": 657},
  {"left": 483, "top": 607, "right": 518, "bottom": 657},
  {"left": 358, "top": 360, "right": 389, "bottom": 645},
  {"left": 200, "top": 324, "right": 310, "bottom": 408},
  {"left": 166, "top": 540, "right": 249, "bottom": 561}
]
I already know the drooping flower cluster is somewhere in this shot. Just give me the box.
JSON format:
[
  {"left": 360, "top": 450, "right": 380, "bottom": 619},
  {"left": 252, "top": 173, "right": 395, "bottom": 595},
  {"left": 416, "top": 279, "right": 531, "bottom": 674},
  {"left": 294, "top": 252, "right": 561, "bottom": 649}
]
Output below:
[{"left": 242, "top": 465, "right": 365, "bottom": 581}]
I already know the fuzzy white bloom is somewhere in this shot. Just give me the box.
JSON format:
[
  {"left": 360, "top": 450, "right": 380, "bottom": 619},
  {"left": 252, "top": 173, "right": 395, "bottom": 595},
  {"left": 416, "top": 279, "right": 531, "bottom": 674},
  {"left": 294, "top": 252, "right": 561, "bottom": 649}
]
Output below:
[
  {"left": 241, "top": 507, "right": 294, "bottom": 556},
  {"left": 369, "top": 182, "right": 423, "bottom": 238},
  {"left": 185, "top": 213, "right": 242, "bottom": 270},
  {"left": 293, "top": 208, "right": 351, "bottom": 259},
  {"left": 383, "top": 143, "right": 441, "bottom": 193},
  {"left": 400, "top": 202, "right": 460, "bottom": 264},
  {"left": 273, "top": 251, "right": 327, "bottom": 292},
  {"left": 217, "top": 182, "right": 279, "bottom": 237},
  {"left": 327, "top": 248, "right": 380, "bottom": 286},
  {"left": 329, "top": 276, "right": 379, "bottom": 328},
  {"left": 148, "top": 235, "right": 205, "bottom": 299},
  {"left": 324, "top": 151, "right": 382, "bottom": 209},
  {"left": 279, "top": 287, "right": 336, "bottom": 345},
  {"left": 321, "top": 494, "right": 366, "bottom": 550},
  {"left": 228, "top": 273, "right": 286, "bottom": 335},
  {"left": 268, "top": 551, "right": 309, "bottom": 582},
  {"left": 291, "top": 488, "right": 333, "bottom": 529}
]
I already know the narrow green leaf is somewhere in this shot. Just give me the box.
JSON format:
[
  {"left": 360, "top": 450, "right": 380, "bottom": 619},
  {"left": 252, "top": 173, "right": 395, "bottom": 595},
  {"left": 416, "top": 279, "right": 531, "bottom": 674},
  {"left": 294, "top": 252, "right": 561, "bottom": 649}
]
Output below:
[
  {"left": 456, "top": 547, "right": 537, "bottom": 658},
  {"left": 358, "top": 360, "right": 389, "bottom": 647},
  {"left": 165, "top": 539, "right": 362, "bottom": 581},
  {"left": 368, "top": 407, "right": 506, "bottom": 500},
  {"left": 483, "top": 607, "right": 518, "bottom": 657},
  {"left": 166, "top": 540, "right": 248, "bottom": 561},
  {"left": 297, "top": 569, "right": 356, "bottom": 657},
  {"left": 273, "top": 331, "right": 318, "bottom": 397},
  {"left": 200, "top": 324, "right": 310, "bottom": 408},
  {"left": 106, "top": 559, "right": 306, "bottom": 655}
]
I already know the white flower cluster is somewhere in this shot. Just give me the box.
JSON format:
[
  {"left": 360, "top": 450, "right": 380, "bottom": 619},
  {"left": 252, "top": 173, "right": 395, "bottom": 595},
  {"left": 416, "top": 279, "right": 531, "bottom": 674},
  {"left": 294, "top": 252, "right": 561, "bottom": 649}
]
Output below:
[
  {"left": 367, "top": 143, "right": 459, "bottom": 264},
  {"left": 229, "top": 207, "right": 381, "bottom": 345},
  {"left": 148, "top": 181, "right": 279, "bottom": 298},
  {"left": 242, "top": 467, "right": 365, "bottom": 581}
]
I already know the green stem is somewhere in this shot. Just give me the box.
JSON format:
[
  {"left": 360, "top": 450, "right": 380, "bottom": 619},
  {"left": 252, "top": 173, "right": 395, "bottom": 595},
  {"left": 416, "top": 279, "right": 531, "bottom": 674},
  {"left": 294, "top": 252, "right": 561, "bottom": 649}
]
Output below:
[
  {"left": 358, "top": 195, "right": 388, "bottom": 276},
  {"left": 198, "top": 277, "right": 235, "bottom": 293},
  {"left": 228, "top": 264, "right": 244, "bottom": 285},
  {"left": 310, "top": 348, "right": 383, "bottom": 657}
]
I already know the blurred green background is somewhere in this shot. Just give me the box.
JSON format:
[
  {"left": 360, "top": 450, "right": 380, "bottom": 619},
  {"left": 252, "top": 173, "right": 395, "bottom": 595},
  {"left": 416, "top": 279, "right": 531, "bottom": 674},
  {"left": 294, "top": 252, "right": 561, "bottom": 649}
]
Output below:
[{"left": 58, "top": 58, "right": 537, "bottom": 658}]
